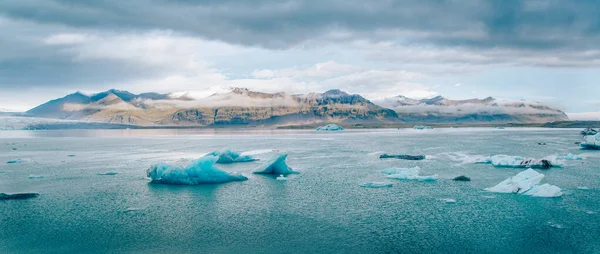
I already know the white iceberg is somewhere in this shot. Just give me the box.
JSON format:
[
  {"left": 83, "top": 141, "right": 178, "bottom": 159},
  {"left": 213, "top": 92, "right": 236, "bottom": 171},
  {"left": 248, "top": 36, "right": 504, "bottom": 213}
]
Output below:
[
  {"left": 253, "top": 153, "right": 298, "bottom": 175},
  {"left": 580, "top": 133, "right": 600, "bottom": 149},
  {"left": 316, "top": 124, "right": 344, "bottom": 131},
  {"left": 27, "top": 174, "right": 44, "bottom": 179},
  {"left": 413, "top": 125, "right": 433, "bottom": 130},
  {"left": 485, "top": 169, "right": 562, "bottom": 197},
  {"left": 360, "top": 182, "right": 393, "bottom": 188},
  {"left": 479, "top": 155, "right": 554, "bottom": 169},
  {"left": 382, "top": 167, "right": 438, "bottom": 181},
  {"left": 276, "top": 174, "right": 288, "bottom": 181},
  {"left": 146, "top": 155, "right": 248, "bottom": 185},
  {"left": 206, "top": 149, "right": 257, "bottom": 164},
  {"left": 555, "top": 153, "right": 583, "bottom": 161}
]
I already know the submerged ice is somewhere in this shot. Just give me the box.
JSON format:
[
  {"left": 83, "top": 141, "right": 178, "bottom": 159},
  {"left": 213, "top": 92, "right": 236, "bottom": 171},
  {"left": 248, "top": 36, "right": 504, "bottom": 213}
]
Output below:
[
  {"left": 382, "top": 167, "right": 438, "bottom": 181},
  {"left": 253, "top": 153, "right": 298, "bottom": 175},
  {"left": 206, "top": 149, "right": 258, "bottom": 164},
  {"left": 146, "top": 155, "right": 248, "bottom": 185},
  {"left": 485, "top": 169, "right": 562, "bottom": 197}
]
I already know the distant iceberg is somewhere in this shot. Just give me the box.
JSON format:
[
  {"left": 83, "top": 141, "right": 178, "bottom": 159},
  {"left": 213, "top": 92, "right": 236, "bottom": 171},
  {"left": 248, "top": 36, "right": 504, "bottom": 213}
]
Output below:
[
  {"left": 477, "top": 155, "right": 554, "bottom": 169},
  {"left": 413, "top": 125, "right": 433, "bottom": 130},
  {"left": 580, "top": 133, "right": 600, "bottom": 150},
  {"left": 485, "top": 169, "right": 562, "bottom": 197},
  {"left": 316, "top": 124, "right": 344, "bottom": 131},
  {"left": 206, "top": 149, "right": 258, "bottom": 164},
  {"left": 27, "top": 174, "right": 44, "bottom": 179},
  {"left": 253, "top": 153, "right": 298, "bottom": 175},
  {"left": 382, "top": 167, "right": 438, "bottom": 181},
  {"left": 146, "top": 155, "right": 248, "bottom": 185},
  {"left": 360, "top": 182, "right": 393, "bottom": 188}
]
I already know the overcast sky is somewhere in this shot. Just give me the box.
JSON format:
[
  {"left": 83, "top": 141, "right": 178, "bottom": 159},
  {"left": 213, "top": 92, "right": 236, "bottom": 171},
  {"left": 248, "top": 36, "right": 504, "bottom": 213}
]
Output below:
[{"left": 1, "top": 0, "right": 599, "bottom": 116}]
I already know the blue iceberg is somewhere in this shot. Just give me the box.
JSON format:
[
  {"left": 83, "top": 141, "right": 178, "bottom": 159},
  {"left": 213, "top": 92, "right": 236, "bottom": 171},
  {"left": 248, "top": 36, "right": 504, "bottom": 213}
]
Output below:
[
  {"left": 477, "top": 155, "right": 554, "bottom": 169},
  {"left": 316, "top": 124, "right": 344, "bottom": 131},
  {"left": 6, "top": 159, "right": 22, "bottom": 164},
  {"left": 253, "top": 153, "right": 298, "bottom": 175},
  {"left": 146, "top": 155, "right": 248, "bottom": 185},
  {"left": 580, "top": 133, "right": 600, "bottom": 150},
  {"left": 206, "top": 149, "right": 258, "bottom": 164}
]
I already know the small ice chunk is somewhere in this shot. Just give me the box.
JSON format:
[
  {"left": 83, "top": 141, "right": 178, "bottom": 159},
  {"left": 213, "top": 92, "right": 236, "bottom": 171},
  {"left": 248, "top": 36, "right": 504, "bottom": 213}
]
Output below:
[
  {"left": 0, "top": 193, "right": 39, "bottom": 200},
  {"left": 580, "top": 133, "right": 600, "bottom": 150},
  {"left": 276, "top": 174, "right": 288, "bottom": 181},
  {"left": 316, "top": 124, "right": 344, "bottom": 131},
  {"left": 485, "top": 169, "right": 562, "bottom": 197},
  {"left": 440, "top": 198, "right": 456, "bottom": 203},
  {"left": 489, "top": 155, "right": 553, "bottom": 169},
  {"left": 147, "top": 155, "right": 248, "bottom": 185},
  {"left": 360, "top": 182, "right": 393, "bottom": 188},
  {"left": 577, "top": 186, "right": 590, "bottom": 190},
  {"left": 379, "top": 154, "right": 425, "bottom": 160},
  {"left": 253, "top": 153, "right": 298, "bottom": 175},
  {"left": 6, "top": 159, "right": 22, "bottom": 164},
  {"left": 482, "top": 195, "right": 496, "bottom": 199},
  {"left": 413, "top": 125, "right": 433, "bottom": 130},
  {"left": 67, "top": 154, "right": 76, "bottom": 157},
  {"left": 206, "top": 149, "right": 258, "bottom": 164},
  {"left": 555, "top": 153, "right": 583, "bottom": 161},
  {"left": 99, "top": 172, "right": 118, "bottom": 176},
  {"left": 124, "top": 207, "right": 143, "bottom": 213},
  {"left": 27, "top": 174, "right": 44, "bottom": 179},
  {"left": 383, "top": 167, "right": 438, "bottom": 181}
]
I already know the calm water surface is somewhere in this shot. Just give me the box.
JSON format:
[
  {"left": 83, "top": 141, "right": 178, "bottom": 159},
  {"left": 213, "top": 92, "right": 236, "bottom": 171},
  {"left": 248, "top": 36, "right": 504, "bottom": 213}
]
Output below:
[{"left": 1, "top": 128, "right": 599, "bottom": 253}]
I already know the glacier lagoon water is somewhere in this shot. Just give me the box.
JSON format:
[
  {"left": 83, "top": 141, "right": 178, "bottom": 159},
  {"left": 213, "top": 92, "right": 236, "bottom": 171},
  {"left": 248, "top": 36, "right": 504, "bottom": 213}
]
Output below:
[{"left": 1, "top": 128, "right": 599, "bottom": 253}]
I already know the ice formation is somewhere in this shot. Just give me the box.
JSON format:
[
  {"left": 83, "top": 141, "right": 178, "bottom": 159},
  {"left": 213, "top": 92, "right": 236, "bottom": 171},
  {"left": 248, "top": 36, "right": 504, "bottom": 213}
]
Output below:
[
  {"left": 413, "top": 125, "right": 433, "bottom": 130},
  {"left": 98, "top": 172, "right": 118, "bottom": 176},
  {"left": 382, "top": 167, "right": 438, "bottom": 181},
  {"left": 557, "top": 153, "right": 583, "bottom": 161},
  {"left": 379, "top": 154, "right": 425, "bottom": 160},
  {"left": 276, "top": 174, "right": 288, "bottom": 181},
  {"left": 253, "top": 153, "right": 298, "bottom": 175},
  {"left": 316, "top": 124, "right": 344, "bottom": 131},
  {"left": 360, "top": 182, "right": 393, "bottom": 188},
  {"left": 484, "top": 169, "right": 562, "bottom": 197},
  {"left": 146, "top": 155, "right": 248, "bottom": 185},
  {"left": 206, "top": 149, "right": 258, "bottom": 164},
  {"left": 0, "top": 193, "right": 39, "bottom": 200},
  {"left": 6, "top": 159, "right": 22, "bottom": 164},
  {"left": 477, "top": 155, "right": 554, "bottom": 169},
  {"left": 441, "top": 198, "right": 456, "bottom": 203},
  {"left": 27, "top": 174, "right": 44, "bottom": 179},
  {"left": 580, "top": 133, "right": 600, "bottom": 150}
]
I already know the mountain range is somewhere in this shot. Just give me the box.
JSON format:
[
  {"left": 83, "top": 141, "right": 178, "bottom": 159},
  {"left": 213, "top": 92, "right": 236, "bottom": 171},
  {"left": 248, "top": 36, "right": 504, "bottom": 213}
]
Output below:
[{"left": 24, "top": 87, "right": 568, "bottom": 126}]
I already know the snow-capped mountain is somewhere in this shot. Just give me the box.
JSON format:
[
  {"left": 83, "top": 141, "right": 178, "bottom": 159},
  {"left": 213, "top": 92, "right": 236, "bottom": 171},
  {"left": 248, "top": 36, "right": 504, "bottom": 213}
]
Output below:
[{"left": 373, "top": 95, "right": 568, "bottom": 123}]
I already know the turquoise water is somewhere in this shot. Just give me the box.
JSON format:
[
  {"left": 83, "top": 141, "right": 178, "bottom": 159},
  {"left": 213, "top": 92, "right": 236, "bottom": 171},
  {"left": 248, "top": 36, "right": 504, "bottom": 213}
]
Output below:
[{"left": 1, "top": 128, "right": 599, "bottom": 253}]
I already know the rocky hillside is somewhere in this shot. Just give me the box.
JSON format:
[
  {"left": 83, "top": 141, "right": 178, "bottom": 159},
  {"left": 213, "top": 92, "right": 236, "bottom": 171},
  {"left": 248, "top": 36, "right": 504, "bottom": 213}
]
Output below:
[{"left": 26, "top": 88, "right": 399, "bottom": 126}]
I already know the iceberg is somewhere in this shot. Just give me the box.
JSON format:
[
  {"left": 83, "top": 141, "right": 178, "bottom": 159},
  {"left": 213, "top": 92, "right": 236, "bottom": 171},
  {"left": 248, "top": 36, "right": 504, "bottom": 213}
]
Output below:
[
  {"left": 6, "top": 159, "right": 22, "bottom": 164},
  {"left": 360, "top": 182, "right": 393, "bottom": 188},
  {"left": 27, "top": 174, "right": 44, "bottom": 179},
  {"left": 580, "top": 133, "right": 600, "bottom": 150},
  {"left": 558, "top": 153, "right": 583, "bottom": 161},
  {"left": 253, "top": 153, "right": 298, "bottom": 175},
  {"left": 0, "top": 192, "right": 39, "bottom": 200},
  {"left": 146, "top": 155, "right": 248, "bottom": 185},
  {"left": 382, "top": 167, "right": 438, "bottom": 181},
  {"left": 206, "top": 149, "right": 258, "bottom": 164},
  {"left": 316, "top": 124, "right": 344, "bottom": 131},
  {"left": 484, "top": 155, "right": 553, "bottom": 169},
  {"left": 276, "top": 174, "right": 288, "bottom": 181},
  {"left": 379, "top": 154, "right": 425, "bottom": 160},
  {"left": 484, "top": 169, "right": 562, "bottom": 197},
  {"left": 413, "top": 125, "right": 433, "bottom": 130},
  {"left": 98, "top": 172, "right": 118, "bottom": 176},
  {"left": 440, "top": 198, "right": 456, "bottom": 203}
]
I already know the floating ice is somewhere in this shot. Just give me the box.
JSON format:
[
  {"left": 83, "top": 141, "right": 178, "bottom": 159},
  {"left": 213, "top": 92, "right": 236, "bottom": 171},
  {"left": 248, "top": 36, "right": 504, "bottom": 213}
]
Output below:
[
  {"left": 67, "top": 154, "right": 76, "bottom": 157},
  {"left": 206, "top": 149, "right": 258, "bottom": 164},
  {"left": 98, "top": 172, "right": 118, "bottom": 176},
  {"left": 440, "top": 198, "right": 456, "bottom": 203},
  {"left": 146, "top": 155, "right": 248, "bottom": 185},
  {"left": 482, "top": 155, "right": 553, "bottom": 169},
  {"left": 382, "top": 167, "right": 438, "bottom": 181},
  {"left": 253, "top": 153, "right": 298, "bottom": 175},
  {"left": 360, "top": 182, "right": 393, "bottom": 188},
  {"left": 316, "top": 124, "right": 344, "bottom": 131},
  {"left": 276, "top": 174, "right": 288, "bottom": 181},
  {"left": 379, "top": 154, "right": 425, "bottom": 160},
  {"left": 413, "top": 125, "right": 433, "bottom": 130},
  {"left": 0, "top": 193, "right": 39, "bottom": 200},
  {"left": 485, "top": 169, "right": 562, "bottom": 197},
  {"left": 578, "top": 186, "right": 590, "bottom": 190},
  {"left": 556, "top": 153, "right": 583, "bottom": 161},
  {"left": 580, "top": 133, "right": 600, "bottom": 150},
  {"left": 27, "top": 174, "right": 44, "bottom": 179},
  {"left": 6, "top": 159, "right": 22, "bottom": 164}
]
